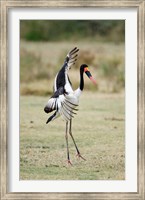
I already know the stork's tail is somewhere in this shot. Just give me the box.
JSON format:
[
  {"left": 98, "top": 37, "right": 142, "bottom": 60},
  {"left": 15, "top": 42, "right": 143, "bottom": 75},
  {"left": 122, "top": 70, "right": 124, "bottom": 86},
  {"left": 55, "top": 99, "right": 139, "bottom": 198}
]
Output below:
[{"left": 46, "top": 111, "right": 59, "bottom": 124}]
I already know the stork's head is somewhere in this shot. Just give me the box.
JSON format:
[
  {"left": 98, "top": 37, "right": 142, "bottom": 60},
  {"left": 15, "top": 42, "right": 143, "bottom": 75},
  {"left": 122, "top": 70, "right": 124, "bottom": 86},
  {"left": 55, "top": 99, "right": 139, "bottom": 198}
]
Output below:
[{"left": 80, "top": 64, "right": 96, "bottom": 85}]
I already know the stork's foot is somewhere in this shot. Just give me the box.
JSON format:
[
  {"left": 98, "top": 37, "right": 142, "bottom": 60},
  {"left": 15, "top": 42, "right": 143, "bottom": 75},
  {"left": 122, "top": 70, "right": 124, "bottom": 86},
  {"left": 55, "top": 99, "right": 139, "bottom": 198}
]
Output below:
[
  {"left": 76, "top": 153, "right": 86, "bottom": 161},
  {"left": 67, "top": 160, "right": 73, "bottom": 165}
]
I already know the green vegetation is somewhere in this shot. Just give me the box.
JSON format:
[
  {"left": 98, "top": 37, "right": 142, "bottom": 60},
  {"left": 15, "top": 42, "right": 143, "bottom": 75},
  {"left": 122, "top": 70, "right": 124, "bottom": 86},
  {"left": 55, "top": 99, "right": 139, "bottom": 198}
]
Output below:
[
  {"left": 20, "top": 20, "right": 125, "bottom": 42},
  {"left": 20, "top": 92, "right": 125, "bottom": 180}
]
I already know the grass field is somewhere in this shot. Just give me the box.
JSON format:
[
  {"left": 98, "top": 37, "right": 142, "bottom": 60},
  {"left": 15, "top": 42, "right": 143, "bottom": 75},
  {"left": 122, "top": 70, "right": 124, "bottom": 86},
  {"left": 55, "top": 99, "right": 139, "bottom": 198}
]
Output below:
[{"left": 20, "top": 92, "right": 125, "bottom": 180}]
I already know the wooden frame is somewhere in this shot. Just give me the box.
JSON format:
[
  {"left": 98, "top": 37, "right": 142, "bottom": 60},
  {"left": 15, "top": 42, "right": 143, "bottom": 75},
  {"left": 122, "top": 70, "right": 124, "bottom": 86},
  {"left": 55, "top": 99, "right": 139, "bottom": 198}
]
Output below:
[{"left": 0, "top": 0, "right": 144, "bottom": 199}]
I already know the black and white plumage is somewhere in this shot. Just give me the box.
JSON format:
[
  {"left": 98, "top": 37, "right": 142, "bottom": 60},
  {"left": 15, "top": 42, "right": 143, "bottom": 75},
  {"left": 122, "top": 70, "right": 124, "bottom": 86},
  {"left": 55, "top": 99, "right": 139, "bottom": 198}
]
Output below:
[{"left": 44, "top": 47, "right": 96, "bottom": 164}]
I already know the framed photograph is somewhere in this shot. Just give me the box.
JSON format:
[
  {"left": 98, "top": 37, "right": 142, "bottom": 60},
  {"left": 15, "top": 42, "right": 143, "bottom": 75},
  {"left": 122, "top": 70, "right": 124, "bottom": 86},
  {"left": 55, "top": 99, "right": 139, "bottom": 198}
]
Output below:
[{"left": 0, "top": 0, "right": 144, "bottom": 200}]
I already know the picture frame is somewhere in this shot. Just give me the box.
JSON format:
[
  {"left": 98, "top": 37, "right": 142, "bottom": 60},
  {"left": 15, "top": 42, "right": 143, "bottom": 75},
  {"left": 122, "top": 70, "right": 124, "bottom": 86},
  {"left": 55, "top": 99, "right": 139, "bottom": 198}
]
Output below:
[{"left": 0, "top": 0, "right": 144, "bottom": 200}]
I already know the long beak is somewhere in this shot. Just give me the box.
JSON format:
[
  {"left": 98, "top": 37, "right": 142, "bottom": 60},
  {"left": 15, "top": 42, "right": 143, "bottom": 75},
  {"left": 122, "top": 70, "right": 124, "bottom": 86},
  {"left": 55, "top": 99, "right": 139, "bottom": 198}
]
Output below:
[{"left": 84, "top": 68, "right": 97, "bottom": 85}]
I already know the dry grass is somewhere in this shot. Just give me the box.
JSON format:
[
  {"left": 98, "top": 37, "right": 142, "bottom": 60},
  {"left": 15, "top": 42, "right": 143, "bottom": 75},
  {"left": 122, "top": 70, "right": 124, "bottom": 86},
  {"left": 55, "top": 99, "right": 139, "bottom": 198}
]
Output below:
[
  {"left": 20, "top": 92, "right": 125, "bottom": 180},
  {"left": 20, "top": 41, "right": 125, "bottom": 95}
]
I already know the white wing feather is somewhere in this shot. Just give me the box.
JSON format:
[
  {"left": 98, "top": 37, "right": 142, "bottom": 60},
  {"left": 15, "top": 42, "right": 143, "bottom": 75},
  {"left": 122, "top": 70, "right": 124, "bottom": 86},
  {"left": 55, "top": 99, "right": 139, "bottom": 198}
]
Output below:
[{"left": 57, "top": 94, "right": 79, "bottom": 121}]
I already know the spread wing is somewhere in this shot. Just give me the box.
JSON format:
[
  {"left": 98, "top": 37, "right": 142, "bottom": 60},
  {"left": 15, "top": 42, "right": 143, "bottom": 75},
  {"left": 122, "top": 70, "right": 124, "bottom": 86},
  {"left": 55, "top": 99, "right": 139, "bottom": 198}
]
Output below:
[
  {"left": 46, "top": 47, "right": 80, "bottom": 123},
  {"left": 64, "top": 47, "right": 79, "bottom": 69},
  {"left": 45, "top": 87, "right": 78, "bottom": 123},
  {"left": 53, "top": 47, "right": 79, "bottom": 92},
  {"left": 58, "top": 94, "right": 79, "bottom": 121}
]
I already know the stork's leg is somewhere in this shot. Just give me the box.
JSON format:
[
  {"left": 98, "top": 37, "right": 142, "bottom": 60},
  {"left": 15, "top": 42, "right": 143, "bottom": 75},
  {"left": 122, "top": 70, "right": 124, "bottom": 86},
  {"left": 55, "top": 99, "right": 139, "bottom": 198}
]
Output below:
[
  {"left": 69, "top": 119, "right": 86, "bottom": 161},
  {"left": 65, "top": 121, "right": 72, "bottom": 165}
]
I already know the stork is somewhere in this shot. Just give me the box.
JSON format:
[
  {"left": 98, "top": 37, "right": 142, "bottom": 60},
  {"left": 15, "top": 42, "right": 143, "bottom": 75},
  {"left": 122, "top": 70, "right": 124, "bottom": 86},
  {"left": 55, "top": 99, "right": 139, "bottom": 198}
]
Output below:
[{"left": 44, "top": 47, "right": 96, "bottom": 165}]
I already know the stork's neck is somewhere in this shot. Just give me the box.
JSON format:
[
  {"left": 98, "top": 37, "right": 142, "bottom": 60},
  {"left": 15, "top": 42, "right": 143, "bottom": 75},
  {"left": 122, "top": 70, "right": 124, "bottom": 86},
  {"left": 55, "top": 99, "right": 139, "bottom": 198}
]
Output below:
[{"left": 80, "top": 69, "right": 84, "bottom": 91}]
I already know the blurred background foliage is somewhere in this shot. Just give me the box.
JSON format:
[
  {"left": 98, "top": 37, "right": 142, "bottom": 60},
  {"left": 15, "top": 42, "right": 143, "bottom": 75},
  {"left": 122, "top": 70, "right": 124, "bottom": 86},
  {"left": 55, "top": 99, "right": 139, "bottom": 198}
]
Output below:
[
  {"left": 20, "top": 20, "right": 125, "bottom": 42},
  {"left": 20, "top": 20, "right": 125, "bottom": 95}
]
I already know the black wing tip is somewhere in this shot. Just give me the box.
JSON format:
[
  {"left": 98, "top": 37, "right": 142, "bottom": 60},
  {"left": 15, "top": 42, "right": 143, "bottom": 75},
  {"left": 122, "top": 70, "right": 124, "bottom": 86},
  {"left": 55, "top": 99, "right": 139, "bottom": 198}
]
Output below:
[
  {"left": 74, "top": 47, "right": 78, "bottom": 50},
  {"left": 76, "top": 48, "right": 79, "bottom": 52},
  {"left": 46, "top": 116, "right": 52, "bottom": 124},
  {"left": 70, "top": 47, "right": 79, "bottom": 55},
  {"left": 46, "top": 120, "right": 49, "bottom": 124},
  {"left": 46, "top": 118, "right": 52, "bottom": 124}
]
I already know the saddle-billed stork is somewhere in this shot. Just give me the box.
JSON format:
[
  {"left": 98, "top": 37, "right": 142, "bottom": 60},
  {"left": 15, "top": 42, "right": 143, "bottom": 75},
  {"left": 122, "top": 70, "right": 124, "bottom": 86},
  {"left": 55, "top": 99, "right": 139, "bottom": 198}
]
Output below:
[{"left": 44, "top": 47, "right": 96, "bottom": 165}]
